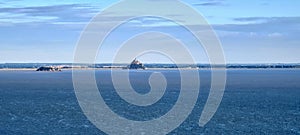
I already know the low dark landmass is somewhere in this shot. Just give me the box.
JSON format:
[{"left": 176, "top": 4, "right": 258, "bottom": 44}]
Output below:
[
  {"left": 36, "top": 66, "right": 61, "bottom": 72},
  {"left": 0, "top": 63, "right": 300, "bottom": 70}
]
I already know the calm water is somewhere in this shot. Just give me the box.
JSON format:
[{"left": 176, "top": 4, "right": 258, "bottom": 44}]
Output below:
[{"left": 0, "top": 70, "right": 299, "bottom": 134}]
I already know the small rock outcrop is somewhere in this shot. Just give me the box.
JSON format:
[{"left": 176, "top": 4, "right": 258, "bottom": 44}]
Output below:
[{"left": 36, "top": 66, "right": 61, "bottom": 72}]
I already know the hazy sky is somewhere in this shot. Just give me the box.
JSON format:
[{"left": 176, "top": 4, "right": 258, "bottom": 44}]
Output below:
[{"left": 0, "top": 0, "right": 299, "bottom": 63}]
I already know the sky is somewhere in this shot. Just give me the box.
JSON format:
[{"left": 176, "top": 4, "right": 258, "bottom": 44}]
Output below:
[{"left": 0, "top": 0, "right": 299, "bottom": 64}]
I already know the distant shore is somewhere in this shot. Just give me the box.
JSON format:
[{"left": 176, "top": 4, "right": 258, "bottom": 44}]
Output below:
[
  {"left": 1, "top": 67, "right": 300, "bottom": 71},
  {"left": 0, "top": 68, "right": 37, "bottom": 71},
  {"left": 1, "top": 63, "right": 300, "bottom": 70},
  {"left": 1, "top": 63, "right": 300, "bottom": 71}
]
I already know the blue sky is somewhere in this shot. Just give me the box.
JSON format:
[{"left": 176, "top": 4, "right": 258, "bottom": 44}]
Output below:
[{"left": 0, "top": 0, "right": 299, "bottom": 63}]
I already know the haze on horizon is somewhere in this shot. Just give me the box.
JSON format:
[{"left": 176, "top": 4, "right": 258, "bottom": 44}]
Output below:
[{"left": 0, "top": 0, "right": 299, "bottom": 64}]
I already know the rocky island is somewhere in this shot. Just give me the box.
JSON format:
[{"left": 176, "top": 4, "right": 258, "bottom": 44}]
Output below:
[{"left": 127, "top": 59, "right": 146, "bottom": 69}]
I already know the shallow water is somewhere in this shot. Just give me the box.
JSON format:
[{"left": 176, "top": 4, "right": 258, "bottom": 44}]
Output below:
[{"left": 0, "top": 69, "right": 299, "bottom": 134}]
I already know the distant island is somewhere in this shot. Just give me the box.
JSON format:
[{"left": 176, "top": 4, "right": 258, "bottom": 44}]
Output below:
[{"left": 126, "top": 59, "right": 146, "bottom": 70}]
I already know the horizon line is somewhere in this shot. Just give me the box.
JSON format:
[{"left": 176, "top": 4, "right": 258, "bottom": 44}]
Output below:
[{"left": 1, "top": 62, "right": 300, "bottom": 65}]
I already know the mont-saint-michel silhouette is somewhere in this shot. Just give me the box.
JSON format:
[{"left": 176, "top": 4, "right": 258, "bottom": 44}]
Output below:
[{"left": 127, "top": 58, "right": 146, "bottom": 70}]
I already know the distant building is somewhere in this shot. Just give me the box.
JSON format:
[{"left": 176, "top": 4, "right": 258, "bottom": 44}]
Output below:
[{"left": 128, "top": 59, "right": 146, "bottom": 69}]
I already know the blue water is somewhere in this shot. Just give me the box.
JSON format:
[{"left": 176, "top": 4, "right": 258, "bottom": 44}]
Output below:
[{"left": 0, "top": 70, "right": 299, "bottom": 134}]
